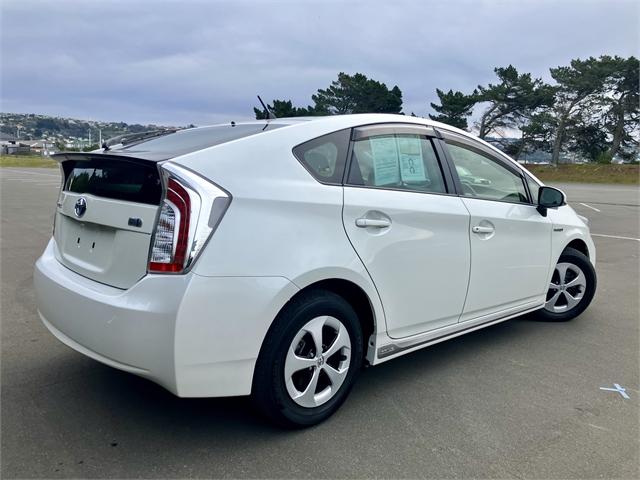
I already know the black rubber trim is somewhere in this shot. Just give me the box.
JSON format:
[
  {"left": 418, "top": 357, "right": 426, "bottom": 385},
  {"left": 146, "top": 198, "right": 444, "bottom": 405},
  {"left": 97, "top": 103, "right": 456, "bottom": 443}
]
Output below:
[
  {"left": 433, "top": 138, "right": 460, "bottom": 195},
  {"left": 342, "top": 129, "right": 356, "bottom": 185}
]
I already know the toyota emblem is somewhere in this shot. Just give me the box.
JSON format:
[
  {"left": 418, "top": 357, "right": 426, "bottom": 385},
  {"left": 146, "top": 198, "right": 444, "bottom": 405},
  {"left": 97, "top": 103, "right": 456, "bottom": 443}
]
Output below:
[{"left": 74, "top": 197, "right": 87, "bottom": 218}]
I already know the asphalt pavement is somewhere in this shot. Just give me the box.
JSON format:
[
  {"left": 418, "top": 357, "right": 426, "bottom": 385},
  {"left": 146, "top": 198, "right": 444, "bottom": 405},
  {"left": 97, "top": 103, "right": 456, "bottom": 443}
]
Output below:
[{"left": 1, "top": 168, "right": 638, "bottom": 479}]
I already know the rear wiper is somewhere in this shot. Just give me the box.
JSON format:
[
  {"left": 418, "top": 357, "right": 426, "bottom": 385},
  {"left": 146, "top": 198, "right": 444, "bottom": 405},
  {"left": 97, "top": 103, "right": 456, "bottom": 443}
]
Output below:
[{"left": 102, "top": 129, "right": 178, "bottom": 151}]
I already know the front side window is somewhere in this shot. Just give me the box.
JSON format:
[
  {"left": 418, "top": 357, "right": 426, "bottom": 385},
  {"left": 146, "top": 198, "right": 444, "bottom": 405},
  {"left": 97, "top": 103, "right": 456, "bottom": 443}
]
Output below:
[
  {"left": 347, "top": 134, "right": 446, "bottom": 194},
  {"left": 446, "top": 141, "right": 528, "bottom": 203},
  {"left": 292, "top": 129, "right": 350, "bottom": 184},
  {"left": 525, "top": 174, "right": 541, "bottom": 204}
]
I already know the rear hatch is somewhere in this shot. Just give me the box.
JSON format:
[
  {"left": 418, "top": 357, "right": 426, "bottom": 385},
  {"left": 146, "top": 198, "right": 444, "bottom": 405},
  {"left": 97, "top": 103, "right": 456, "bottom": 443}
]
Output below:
[
  {"left": 51, "top": 123, "right": 286, "bottom": 288},
  {"left": 53, "top": 155, "right": 161, "bottom": 289}
]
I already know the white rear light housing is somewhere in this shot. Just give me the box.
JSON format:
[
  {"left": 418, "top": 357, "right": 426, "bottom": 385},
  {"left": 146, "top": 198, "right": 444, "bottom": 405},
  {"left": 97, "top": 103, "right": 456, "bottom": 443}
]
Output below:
[
  {"left": 52, "top": 163, "right": 65, "bottom": 235},
  {"left": 148, "top": 163, "right": 231, "bottom": 274}
]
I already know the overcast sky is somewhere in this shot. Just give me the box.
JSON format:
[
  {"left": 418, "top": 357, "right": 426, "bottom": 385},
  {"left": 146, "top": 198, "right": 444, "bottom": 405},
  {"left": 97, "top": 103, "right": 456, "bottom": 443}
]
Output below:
[{"left": 1, "top": 0, "right": 638, "bottom": 127}]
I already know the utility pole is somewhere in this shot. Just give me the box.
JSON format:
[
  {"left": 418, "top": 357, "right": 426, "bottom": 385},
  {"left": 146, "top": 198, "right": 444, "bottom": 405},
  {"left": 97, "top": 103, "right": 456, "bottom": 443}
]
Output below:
[
  {"left": 99, "top": 129, "right": 102, "bottom": 147},
  {"left": 89, "top": 130, "right": 92, "bottom": 149}
]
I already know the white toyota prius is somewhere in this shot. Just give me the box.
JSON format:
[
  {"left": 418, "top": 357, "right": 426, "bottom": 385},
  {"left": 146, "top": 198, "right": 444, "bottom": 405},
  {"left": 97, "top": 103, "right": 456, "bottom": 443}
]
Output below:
[{"left": 34, "top": 114, "right": 597, "bottom": 427}]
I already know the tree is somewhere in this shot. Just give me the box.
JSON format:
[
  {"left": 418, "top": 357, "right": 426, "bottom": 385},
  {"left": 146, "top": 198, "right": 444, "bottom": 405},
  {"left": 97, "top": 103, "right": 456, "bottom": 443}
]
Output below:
[
  {"left": 548, "top": 56, "right": 614, "bottom": 164},
  {"left": 566, "top": 122, "right": 609, "bottom": 162},
  {"left": 601, "top": 56, "right": 639, "bottom": 159},
  {"left": 475, "top": 65, "right": 554, "bottom": 139},
  {"left": 311, "top": 72, "right": 403, "bottom": 114},
  {"left": 519, "top": 111, "right": 556, "bottom": 156},
  {"left": 428, "top": 89, "right": 476, "bottom": 130},
  {"left": 35, "top": 117, "right": 60, "bottom": 132},
  {"left": 253, "top": 99, "right": 318, "bottom": 119}
]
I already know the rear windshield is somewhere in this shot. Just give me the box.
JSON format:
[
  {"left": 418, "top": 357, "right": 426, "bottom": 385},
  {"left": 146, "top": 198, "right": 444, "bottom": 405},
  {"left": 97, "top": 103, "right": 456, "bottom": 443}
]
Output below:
[
  {"left": 64, "top": 159, "right": 162, "bottom": 205},
  {"left": 117, "top": 123, "right": 286, "bottom": 159}
]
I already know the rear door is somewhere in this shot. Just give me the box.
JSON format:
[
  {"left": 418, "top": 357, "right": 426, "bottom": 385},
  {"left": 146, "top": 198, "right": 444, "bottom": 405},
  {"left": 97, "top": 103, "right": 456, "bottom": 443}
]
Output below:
[
  {"left": 342, "top": 124, "right": 471, "bottom": 339},
  {"left": 441, "top": 132, "right": 552, "bottom": 321},
  {"left": 54, "top": 157, "right": 162, "bottom": 289}
]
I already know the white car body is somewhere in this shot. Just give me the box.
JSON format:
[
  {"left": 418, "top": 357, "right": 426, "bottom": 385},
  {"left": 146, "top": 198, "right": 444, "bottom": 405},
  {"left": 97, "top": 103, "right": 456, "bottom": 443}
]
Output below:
[{"left": 34, "top": 114, "right": 595, "bottom": 401}]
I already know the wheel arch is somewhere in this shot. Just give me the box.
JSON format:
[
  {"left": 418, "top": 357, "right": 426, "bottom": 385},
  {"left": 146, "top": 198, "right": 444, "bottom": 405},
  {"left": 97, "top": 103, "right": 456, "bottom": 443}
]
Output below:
[
  {"left": 266, "top": 275, "right": 382, "bottom": 366},
  {"left": 297, "top": 279, "right": 376, "bottom": 353},
  {"left": 565, "top": 238, "right": 590, "bottom": 258}
]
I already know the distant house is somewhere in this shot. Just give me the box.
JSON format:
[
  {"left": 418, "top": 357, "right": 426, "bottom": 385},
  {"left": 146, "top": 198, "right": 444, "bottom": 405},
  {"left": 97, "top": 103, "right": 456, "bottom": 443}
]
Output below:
[
  {"left": 0, "top": 141, "right": 31, "bottom": 155},
  {"left": 0, "top": 131, "right": 34, "bottom": 154},
  {"left": 21, "top": 139, "right": 56, "bottom": 155}
]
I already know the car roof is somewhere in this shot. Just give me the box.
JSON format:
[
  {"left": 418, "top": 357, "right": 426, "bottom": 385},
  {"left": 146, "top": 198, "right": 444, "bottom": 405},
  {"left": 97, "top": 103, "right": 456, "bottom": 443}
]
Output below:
[
  {"left": 54, "top": 114, "right": 456, "bottom": 163},
  {"left": 53, "top": 114, "right": 530, "bottom": 181}
]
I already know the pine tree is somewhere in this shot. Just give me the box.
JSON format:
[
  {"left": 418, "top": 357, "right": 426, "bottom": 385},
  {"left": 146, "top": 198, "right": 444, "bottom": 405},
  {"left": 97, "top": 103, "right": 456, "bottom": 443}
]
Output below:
[{"left": 428, "top": 89, "right": 476, "bottom": 130}]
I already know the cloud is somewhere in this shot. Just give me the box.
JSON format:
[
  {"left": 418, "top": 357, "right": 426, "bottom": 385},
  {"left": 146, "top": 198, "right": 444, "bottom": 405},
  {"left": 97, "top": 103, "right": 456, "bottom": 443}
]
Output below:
[{"left": 1, "top": 0, "right": 638, "bottom": 126}]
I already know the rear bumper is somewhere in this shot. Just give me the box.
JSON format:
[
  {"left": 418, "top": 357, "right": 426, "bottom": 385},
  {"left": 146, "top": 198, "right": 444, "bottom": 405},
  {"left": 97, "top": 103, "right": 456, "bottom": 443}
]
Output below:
[{"left": 34, "top": 239, "right": 299, "bottom": 397}]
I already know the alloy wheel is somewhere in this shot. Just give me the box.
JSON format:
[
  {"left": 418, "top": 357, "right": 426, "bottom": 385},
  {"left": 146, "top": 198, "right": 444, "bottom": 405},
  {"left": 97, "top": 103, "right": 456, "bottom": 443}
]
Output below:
[
  {"left": 544, "top": 262, "right": 587, "bottom": 313},
  {"left": 284, "top": 315, "right": 352, "bottom": 408}
]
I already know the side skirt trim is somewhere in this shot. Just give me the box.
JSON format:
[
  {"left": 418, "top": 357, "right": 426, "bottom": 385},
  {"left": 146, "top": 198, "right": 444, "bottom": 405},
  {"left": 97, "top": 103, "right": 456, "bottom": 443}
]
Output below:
[{"left": 376, "top": 303, "right": 542, "bottom": 360}]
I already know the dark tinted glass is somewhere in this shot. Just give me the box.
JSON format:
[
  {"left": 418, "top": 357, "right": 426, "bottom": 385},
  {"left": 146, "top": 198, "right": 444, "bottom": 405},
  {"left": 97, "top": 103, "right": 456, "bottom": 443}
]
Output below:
[
  {"left": 119, "top": 123, "right": 286, "bottom": 159},
  {"left": 64, "top": 160, "right": 162, "bottom": 205},
  {"left": 293, "top": 129, "right": 350, "bottom": 184}
]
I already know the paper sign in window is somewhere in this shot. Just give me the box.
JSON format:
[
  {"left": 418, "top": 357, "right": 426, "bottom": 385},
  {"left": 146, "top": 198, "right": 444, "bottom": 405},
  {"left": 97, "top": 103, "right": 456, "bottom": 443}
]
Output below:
[
  {"left": 369, "top": 137, "right": 400, "bottom": 186},
  {"left": 397, "top": 136, "right": 427, "bottom": 182}
]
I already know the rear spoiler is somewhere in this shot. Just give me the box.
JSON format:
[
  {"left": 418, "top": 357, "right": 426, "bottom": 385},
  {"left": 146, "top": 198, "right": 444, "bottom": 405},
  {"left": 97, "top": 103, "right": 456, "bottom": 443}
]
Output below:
[
  {"left": 52, "top": 153, "right": 164, "bottom": 188},
  {"left": 52, "top": 152, "right": 155, "bottom": 162},
  {"left": 51, "top": 150, "right": 171, "bottom": 163}
]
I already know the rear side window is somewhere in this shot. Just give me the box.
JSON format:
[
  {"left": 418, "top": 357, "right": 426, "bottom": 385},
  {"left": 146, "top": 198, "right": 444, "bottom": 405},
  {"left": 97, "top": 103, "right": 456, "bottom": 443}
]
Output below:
[
  {"left": 64, "top": 160, "right": 162, "bottom": 205},
  {"left": 347, "top": 133, "right": 446, "bottom": 194},
  {"left": 293, "top": 129, "right": 350, "bottom": 184}
]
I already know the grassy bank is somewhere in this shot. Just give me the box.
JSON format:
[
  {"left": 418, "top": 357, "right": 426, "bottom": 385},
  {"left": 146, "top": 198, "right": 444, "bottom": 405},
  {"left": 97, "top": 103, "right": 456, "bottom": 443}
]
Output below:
[
  {"left": 0, "top": 155, "right": 58, "bottom": 168},
  {"left": 525, "top": 163, "right": 639, "bottom": 185}
]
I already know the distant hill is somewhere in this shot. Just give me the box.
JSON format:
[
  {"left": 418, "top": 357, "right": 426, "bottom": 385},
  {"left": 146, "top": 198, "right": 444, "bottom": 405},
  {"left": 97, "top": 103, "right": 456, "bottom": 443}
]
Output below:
[{"left": 0, "top": 112, "right": 190, "bottom": 149}]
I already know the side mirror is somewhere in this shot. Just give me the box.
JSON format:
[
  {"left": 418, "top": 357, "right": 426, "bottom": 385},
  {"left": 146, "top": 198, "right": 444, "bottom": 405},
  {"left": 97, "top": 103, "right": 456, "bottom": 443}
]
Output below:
[{"left": 537, "top": 186, "right": 566, "bottom": 217}]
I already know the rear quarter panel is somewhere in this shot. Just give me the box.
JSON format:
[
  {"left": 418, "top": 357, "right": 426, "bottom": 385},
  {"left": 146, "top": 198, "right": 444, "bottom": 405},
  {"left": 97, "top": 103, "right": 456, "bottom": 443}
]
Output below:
[{"left": 170, "top": 123, "right": 386, "bottom": 337}]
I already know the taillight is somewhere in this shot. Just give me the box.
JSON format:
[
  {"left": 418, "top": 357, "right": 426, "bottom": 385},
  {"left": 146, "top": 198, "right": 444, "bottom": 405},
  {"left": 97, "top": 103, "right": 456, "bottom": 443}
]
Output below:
[
  {"left": 148, "top": 164, "right": 231, "bottom": 274},
  {"left": 149, "top": 178, "right": 190, "bottom": 272}
]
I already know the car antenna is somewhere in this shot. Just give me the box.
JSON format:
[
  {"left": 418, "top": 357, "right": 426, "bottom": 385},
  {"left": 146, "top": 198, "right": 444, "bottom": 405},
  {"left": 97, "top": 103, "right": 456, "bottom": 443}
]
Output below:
[{"left": 257, "top": 95, "right": 276, "bottom": 120}]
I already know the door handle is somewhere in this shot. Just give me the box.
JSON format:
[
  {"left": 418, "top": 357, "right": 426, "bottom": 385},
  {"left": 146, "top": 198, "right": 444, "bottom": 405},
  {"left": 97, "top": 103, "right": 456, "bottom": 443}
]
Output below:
[
  {"left": 356, "top": 218, "right": 391, "bottom": 228},
  {"left": 472, "top": 225, "right": 495, "bottom": 234}
]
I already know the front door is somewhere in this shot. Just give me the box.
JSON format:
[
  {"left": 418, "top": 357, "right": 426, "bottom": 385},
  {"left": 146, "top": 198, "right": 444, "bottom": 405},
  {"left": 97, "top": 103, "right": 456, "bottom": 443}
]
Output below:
[{"left": 442, "top": 133, "right": 552, "bottom": 322}]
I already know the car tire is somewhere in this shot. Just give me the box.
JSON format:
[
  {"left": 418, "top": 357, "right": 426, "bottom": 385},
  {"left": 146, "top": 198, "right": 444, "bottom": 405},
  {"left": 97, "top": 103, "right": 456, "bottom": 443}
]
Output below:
[
  {"left": 252, "top": 289, "right": 364, "bottom": 428},
  {"left": 535, "top": 247, "right": 597, "bottom": 322}
]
